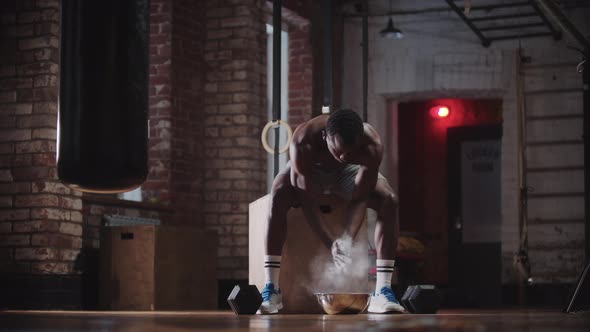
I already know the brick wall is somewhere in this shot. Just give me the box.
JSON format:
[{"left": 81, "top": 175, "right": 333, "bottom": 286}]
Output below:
[
  {"left": 0, "top": 0, "right": 86, "bottom": 308},
  {"left": 1, "top": 0, "right": 288, "bottom": 307},
  {"left": 136, "top": 0, "right": 208, "bottom": 223},
  {"left": 143, "top": 0, "right": 173, "bottom": 205},
  {"left": 203, "top": 0, "right": 267, "bottom": 280},
  {"left": 0, "top": 0, "right": 83, "bottom": 275},
  {"left": 287, "top": 22, "right": 312, "bottom": 130},
  {"left": 168, "top": 0, "right": 206, "bottom": 225}
]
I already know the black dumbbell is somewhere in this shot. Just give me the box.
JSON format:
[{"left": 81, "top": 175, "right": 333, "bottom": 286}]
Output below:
[
  {"left": 401, "top": 285, "right": 441, "bottom": 314},
  {"left": 227, "top": 284, "right": 262, "bottom": 315}
]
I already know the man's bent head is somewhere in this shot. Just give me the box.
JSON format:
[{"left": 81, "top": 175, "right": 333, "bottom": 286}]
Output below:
[{"left": 324, "top": 109, "right": 364, "bottom": 163}]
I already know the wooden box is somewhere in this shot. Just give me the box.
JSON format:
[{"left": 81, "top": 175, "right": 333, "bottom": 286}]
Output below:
[
  {"left": 249, "top": 195, "right": 369, "bottom": 313},
  {"left": 100, "top": 225, "right": 217, "bottom": 310}
]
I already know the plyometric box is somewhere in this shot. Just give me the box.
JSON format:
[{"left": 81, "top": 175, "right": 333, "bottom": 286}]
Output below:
[
  {"left": 249, "top": 195, "right": 369, "bottom": 314},
  {"left": 100, "top": 217, "right": 217, "bottom": 311}
]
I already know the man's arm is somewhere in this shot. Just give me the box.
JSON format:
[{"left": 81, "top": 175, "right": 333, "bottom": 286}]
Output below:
[
  {"left": 345, "top": 166, "right": 377, "bottom": 239},
  {"left": 351, "top": 124, "right": 383, "bottom": 201},
  {"left": 288, "top": 128, "right": 334, "bottom": 249},
  {"left": 350, "top": 163, "right": 379, "bottom": 202},
  {"left": 345, "top": 141, "right": 383, "bottom": 239},
  {"left": 289, "top": 135, "right": 323, "bottom": 198}
]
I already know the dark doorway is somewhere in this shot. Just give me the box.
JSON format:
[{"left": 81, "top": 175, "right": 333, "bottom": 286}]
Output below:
[
  {"left": 398, "top": 98, "right": 502, "bottom": 286},
  {"left": 447, "top": 125, "right": 502, "bottom": 307}
]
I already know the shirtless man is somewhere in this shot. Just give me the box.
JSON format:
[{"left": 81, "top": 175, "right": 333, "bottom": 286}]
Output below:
[{"left": 259, "top": 109, "right": 405, "bottom": 314}]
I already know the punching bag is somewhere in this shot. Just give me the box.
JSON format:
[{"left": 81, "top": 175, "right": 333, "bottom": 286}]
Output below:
[{"left": 58, "top": 0, "right": 149, "bottom": 193}]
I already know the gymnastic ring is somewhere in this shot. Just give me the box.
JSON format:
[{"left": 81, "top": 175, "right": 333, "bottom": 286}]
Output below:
[{"left": 261, "top": 120, "right": 293, "bottom": 154}]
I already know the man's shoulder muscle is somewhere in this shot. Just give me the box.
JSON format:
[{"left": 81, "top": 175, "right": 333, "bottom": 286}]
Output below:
[{"left": 362, "top": 124, "right": 383, "bottom": 163}]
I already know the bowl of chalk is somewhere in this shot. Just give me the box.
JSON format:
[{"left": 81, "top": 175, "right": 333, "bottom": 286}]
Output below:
[{"left": 314, "top": 293, "right": 371, "bottom": 314}]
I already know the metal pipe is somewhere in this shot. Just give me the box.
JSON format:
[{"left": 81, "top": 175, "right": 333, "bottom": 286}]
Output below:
[
  {"left": 515, "top": 46, "right": 535, "bottom": 304},
  {"left": 528, "top": 0, "right": 561, "bottom": 40},
  {"left": 322, "top": 0, "right": 333, "bottom": 109},
  {"left": 343, "top": 6, "right": 450, "bottom": 18},
  {"left": 478, "top": 22, "right": 545, "bottom": 32},
  {"left": 488, "top": 32, "right": 553, "bottom": 41},
  {"left": 343, "top": 1, "right": 531, "bottom": 18},
  {"left": 470, "top": 1, "right": 530, "bottom": 11},
  {"left": 272, "top": 0, "right": 281, "bottom": 177},
  {"left": 584, "top": 51, "right": 590, "bottom": 262},
  {"left": 445, "top": 0, "right": 490, "bottom": 47},
  {"left": 362, "top": 0, "right": 368, "bottom": 122},
  {"left": 564, "top": 258, "right": 590, "bottom": 312},
  {"left": 535, "top": 0, "right": 590, "bottom": 50},
  {"left": 469, "top": 12, "right": 539, "bottom": 22}
]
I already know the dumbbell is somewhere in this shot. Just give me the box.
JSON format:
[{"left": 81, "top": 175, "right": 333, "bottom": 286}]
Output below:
[
  {"left": 227, "top": 284, "right": 262, "bottom": 315},
  {"left": 401, "top": 285, "right": 441, "bottom": 314}
]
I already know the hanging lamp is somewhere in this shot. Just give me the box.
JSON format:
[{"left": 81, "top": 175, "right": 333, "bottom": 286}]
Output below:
[{"left": 380, "top": 0, "right": 403, "bottom": 39}]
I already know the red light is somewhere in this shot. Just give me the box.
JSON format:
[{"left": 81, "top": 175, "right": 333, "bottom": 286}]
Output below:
[
  {"left": 430, "top": 105, "right": 450, "bottom": 118},
  {"left": 437, "top": 106, "right": 449, "bottom": 117}
]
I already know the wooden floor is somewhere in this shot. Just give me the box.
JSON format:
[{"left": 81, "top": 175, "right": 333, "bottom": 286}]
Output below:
[{"left": 1, "top": 309, "right": 589, "bottom": 331}]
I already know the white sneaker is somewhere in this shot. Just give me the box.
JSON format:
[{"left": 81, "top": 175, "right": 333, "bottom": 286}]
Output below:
[
  {"left": 368, "top": 286, "right": 406, "bottom": 313},
  {"left": 257, "top": 283, "right": 283, "bottom": 314}
]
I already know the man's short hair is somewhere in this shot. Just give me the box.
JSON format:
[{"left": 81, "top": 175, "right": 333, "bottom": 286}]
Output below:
[{"left": 326, "top": 109, "right": 364, "bottom": 145}]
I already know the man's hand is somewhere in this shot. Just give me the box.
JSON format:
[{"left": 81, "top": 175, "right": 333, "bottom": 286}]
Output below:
[{"left": 331, "top": 234, "right": 353, "bottom": 272}]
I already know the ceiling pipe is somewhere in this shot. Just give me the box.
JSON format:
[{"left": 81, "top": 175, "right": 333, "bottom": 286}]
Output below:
[
  {"left": 343, "top": 1, "right": 531, "bottom": 18},
  {"left": 529, "top": 0, "right": 561, "bottom": 40},
  {"left": 535, "top": 0, "right": 590, "bottom": 49},
  {"left": 362, "top": 0, "right": 368, "bottom": 122},
  {"left": 444, "top": 0, "right": 491, "bottom": 47},
  {"left": 272, "top": 0, "right": 281, "bottom": 177},
  {"left": 322, "top": 0, "right": 333, "bottom": 113},
  {"left": 584, "top": 49, "right": 590, "bottom": 264}
]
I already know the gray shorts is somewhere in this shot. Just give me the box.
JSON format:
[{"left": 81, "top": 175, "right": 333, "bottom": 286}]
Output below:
[{"left": 287, "top": 161, "right": 385, "bottom": 200}]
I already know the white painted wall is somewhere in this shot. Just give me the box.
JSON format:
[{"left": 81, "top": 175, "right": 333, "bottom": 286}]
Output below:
[{"left": 341, "top": 1, "right": 589, "bottom": 283}]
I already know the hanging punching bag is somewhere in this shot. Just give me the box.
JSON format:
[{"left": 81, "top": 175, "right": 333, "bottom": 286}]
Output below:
[{"left": 58, "top": 0, "right": 149, "bottom": 193}]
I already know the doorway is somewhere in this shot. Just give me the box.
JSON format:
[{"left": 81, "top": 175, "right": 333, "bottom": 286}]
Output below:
[
  {"left": 447, "top": 125, "right": 502, "bottom": 307},
  {"left": 397, "top": 98, "right": 503, "bottom": 295}
]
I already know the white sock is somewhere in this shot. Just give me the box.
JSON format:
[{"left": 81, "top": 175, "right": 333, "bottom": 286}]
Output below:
[
  {"left": 264, "top": 255, "right": 281, "bottom": 288},
  {"left": 375, "top": 259, "right": 395, "bottom": 291}
]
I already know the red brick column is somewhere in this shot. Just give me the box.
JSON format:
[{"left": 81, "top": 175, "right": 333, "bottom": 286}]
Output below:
[
  {"left": 143, "top": 0, "right": 173, "bottom": 205},
  {"left": 203, "top": 0, "right": 268, "bottom": 280},
  {"left": 168, "top": 0, "right": 207, "bottom": 225},
  {"left": 143, "top": 0, "right": 207, "bottom": 225},
  {"left": 0, "top": 0, "right": 85, "bottom": 308},
  {"left": 0, "top": 0, "right": 83, "bottom": 274},
  {"left": 287, "top": 22, "right": 313, "bottom": 129}
]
